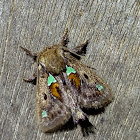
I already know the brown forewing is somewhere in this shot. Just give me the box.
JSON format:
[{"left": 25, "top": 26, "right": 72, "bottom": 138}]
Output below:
[
  {"left": 64, "top": 53, "right": 114, "bottom": 109},
  {"left": 36, "top": 64, "right": 71, "bottom": 132}
]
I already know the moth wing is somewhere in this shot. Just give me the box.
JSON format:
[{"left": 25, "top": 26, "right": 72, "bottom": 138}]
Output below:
[
  {"left": 65, "top": 53, "right": 113, "bottom": 109},
  {"left": 36, "top": 64, "right": 71, "bottom": 132}
]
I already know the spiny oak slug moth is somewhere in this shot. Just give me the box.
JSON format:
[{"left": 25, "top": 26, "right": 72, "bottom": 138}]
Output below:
[{"left": 20, "top": 29, "right": 113, "bottom": 135}]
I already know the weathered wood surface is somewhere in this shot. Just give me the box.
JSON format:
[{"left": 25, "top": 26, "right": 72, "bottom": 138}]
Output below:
[{"left": 0, "top": 0, "right": 139, "bottom": 140}]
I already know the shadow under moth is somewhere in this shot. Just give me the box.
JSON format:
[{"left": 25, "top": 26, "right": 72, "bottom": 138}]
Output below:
[{"left": 20, "top": 29, "right": 113, "bottom": 135}]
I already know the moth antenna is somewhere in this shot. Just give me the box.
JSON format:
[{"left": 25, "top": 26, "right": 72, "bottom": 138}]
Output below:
[
  {"left": 72, "top": 40, "right": 88, "bottom": 55},
  {"left": 62, "top": 46, "right": 85, "bottom": 60},
  {"left": 60, "top": 28, "right": 69, "bottom": 47},
  {"left": 20, "top": 46, "right": 37, "bottom": 61}
]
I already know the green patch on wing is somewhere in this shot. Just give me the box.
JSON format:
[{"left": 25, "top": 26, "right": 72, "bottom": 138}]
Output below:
[
  {"left": 47, "top": 74, "right": 56, "bottom": 86},
  {"left": 42, "top": 110, "right": 47, "bottom": 118},
  {"left": 96, "top": 84, "right": 103, "bottom": 91},
  {"left": 66, "top": 65, "right": 76, "bottom": 75}
]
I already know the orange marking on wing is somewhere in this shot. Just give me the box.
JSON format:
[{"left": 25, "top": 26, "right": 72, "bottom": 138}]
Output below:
[
  {"left": 49, "top": 83, "right": 61, "bottom": 99},
  {"left": 68, "top": 73, "right": 81, "bottom": 90},
  {"left": 96, "top": 91, "right": 102, "bottom": 95}
]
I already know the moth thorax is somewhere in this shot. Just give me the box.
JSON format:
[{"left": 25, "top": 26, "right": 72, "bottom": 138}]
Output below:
[{"left": 39, "top": 47, "right": 66, "bottom": 75}]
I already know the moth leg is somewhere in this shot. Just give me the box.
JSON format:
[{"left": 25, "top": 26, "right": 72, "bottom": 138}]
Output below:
[
  {"left": 60, "top": 28, "right": 69, "bottom": 47},
  {"left": 23, "top": 75, "right": 36, "bottom": 85},
  {"left": 79, "top": 117, "right": 96, "bottom": 136},
  {"left": 23, "top": 65, "right": 37, "bottom": 85},
  {"left": 72, "top": 40, "right": 88, "bottom": 55},
  {"left": 20, "top": 46, "right": 37, "bottom": 60}
]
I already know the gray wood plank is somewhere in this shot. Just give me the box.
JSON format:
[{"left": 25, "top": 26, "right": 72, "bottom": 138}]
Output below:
[{"left": 0, "top": 0, "right": 139, "bottom": 140}]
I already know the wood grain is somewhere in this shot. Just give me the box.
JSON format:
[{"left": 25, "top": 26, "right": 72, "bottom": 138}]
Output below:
[{"left": 0, "top": 0, "right": 139, "bottom": 140}]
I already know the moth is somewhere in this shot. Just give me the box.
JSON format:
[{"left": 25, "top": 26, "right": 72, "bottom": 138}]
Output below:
[{"left": 20, "top": 29, "right": 113, "bottom": 134}]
